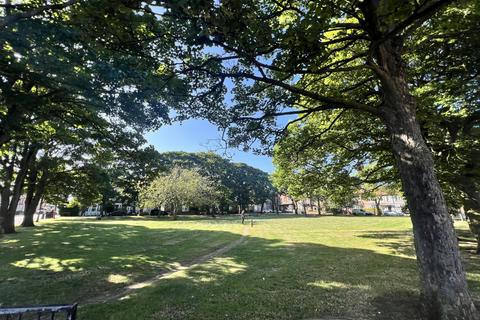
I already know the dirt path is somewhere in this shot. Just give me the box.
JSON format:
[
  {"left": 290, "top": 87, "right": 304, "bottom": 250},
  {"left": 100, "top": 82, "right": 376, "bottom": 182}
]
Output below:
[{"left": 81, "top": 227, "right": 250, "bottom": 306}]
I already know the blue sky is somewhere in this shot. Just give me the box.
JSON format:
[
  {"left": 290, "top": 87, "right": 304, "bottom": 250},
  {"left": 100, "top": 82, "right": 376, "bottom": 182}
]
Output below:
[
  {"left": 145, "top": 119, "right": 274, "bottom": 173},
  {"left": 144, "top": 8, "right": 280, "bottom": 173}
]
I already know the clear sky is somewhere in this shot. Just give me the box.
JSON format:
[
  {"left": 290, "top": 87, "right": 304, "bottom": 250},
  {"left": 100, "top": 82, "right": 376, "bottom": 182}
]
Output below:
[{"left": 145, "top": 119, "right": 274, "bottom": 173}]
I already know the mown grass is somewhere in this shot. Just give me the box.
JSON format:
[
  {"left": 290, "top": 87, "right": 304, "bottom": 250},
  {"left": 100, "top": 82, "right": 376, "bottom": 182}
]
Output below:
[{"left": 1, "top": 215, "right": 478, "bottom": 320}]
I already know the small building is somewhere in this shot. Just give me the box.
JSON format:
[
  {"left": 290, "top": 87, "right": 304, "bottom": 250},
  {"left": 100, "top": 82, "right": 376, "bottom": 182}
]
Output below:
[{"left": 356, "top": 195, "right": 406, "bottom": 214}]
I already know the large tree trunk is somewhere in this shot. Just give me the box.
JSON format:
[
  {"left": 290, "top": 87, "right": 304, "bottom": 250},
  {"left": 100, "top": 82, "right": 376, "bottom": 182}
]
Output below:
[
  {"left": 21, "top": 206, "right": 35, "bottom": 227},
  {"left": 0, "top": 150, "right": 16, "bottom": 233},
  {"left": 22, "top": 170, "right": 48, "bottom": 227},
  {"left": 0, "top": 144, "right": 37, "bottom": 233},
  {"left": 3, "top": 145, "right": 37, "bottom": 233},
  {"left": 377, "top": 38, "right": 478, "bottom": 320},
  {"left": 22, "top": 162, "right": 38, "bottom": 227}
]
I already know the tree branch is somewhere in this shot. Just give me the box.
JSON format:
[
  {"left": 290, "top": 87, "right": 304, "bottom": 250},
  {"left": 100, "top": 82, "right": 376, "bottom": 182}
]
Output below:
[{"left": 0, "top": 0, "right": 78, "bottom": 28}]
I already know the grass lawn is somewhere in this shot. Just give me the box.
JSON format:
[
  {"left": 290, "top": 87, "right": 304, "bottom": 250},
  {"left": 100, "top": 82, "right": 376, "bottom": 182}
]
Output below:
[{"left": 1, "top": 215, "right": 479, "bottom": 319}]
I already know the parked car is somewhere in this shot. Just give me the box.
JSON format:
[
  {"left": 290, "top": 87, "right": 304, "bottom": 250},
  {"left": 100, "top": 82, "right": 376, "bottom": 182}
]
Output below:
[
  {"left": 83, "top": 210, "right": 101, "bottom": 217},
  {"left": 45, "top": 211, "right": 55, "bottom": 219},
  {"left": 383, "top": 210, "right": 404, "bottom": 216},
  {"left": 353, "top": 209, "right": 369, "bottom": 216},
  {"left": 109, "top": 210, "right": 128, "bottom": 216}
]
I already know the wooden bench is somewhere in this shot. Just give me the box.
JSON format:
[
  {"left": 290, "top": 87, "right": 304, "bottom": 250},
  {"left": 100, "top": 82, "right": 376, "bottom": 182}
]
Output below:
[{"left": 0, "top": 303, "right": 77, "bottom": 320}]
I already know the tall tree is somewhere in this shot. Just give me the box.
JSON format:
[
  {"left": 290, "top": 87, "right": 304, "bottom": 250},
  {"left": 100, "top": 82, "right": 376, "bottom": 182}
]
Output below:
[
  {"left": 0, "top": 0, "right": 178, "bottom": 231},
  {"left": 143, "top": 1, "right": 479, "bottom": 318}
]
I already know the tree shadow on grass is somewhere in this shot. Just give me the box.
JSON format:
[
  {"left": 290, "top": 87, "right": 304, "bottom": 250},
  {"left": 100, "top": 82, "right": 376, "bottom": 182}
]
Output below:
[
  {"left": 80, "top": 234, "right": 427, "bottom": 320},
  {"left": 357, "top": 228, "right": 480, "bottom": 311},
  {"left": 2, "top": 220, "right": 478, "bottom": 320},
  {"left": 357, "top": 231, "right": 416, "bottom": 257},
  {"left": 0, "top": 220, "right": 242, "bottom": 307}
]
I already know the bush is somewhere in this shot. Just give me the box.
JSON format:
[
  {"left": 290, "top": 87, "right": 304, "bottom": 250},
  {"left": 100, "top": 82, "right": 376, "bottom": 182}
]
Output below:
[
  {"left": 331, "top": 208, "right": 344, "bottom": 215},
  {"left": 59, "top": 206, "right": 80, "bottom": 216}
]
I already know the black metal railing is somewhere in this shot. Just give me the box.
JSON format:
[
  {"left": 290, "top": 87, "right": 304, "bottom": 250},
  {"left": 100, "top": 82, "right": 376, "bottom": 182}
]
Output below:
[{"left": 0, "top": 303, "right": 77, "bottom": 320}]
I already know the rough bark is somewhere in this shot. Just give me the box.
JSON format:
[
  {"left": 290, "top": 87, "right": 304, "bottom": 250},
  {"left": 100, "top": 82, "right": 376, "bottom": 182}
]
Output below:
[{"left": 376, "top": 38, "right": 479, "bottom": 320}]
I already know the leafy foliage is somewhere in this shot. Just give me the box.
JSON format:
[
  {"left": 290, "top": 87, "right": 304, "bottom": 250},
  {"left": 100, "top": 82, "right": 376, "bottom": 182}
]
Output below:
[
  {"left": 158, "top": 152, "right": 276, "bottom": 212},
  {"left": 140, "top": 166, "right": 220, "bottom": 218}
]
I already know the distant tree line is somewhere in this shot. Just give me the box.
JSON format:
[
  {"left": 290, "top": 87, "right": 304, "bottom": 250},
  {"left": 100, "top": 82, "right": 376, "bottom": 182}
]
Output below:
[{"left": 144, "top": 152, "right": 277, "bottom": 215}]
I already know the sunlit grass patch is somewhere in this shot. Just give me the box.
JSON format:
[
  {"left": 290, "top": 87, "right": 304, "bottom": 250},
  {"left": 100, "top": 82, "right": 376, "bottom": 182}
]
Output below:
[
  {"left": 107, "top": 274, "right": 130, "bottom": 284},
  {"left": 12, "top": 257, "right": 84, "bottom": 272}
]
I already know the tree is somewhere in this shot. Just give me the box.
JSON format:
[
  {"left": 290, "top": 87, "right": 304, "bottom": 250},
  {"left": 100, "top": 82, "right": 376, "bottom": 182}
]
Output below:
[
  {"left": 140, "top": 166, "right": 220, "bottom": 220},
  {"left": 144, "top": 1, "right": 479, "bottom": 318},
  {"left": 0, "top": 0, "right": 177, "bottom": 231},
  {"left": 272, "top": 133, "right": 362, "bottom": 215},
  {"left": 159, "top": 152, "right": 276, "bottom": 213}
]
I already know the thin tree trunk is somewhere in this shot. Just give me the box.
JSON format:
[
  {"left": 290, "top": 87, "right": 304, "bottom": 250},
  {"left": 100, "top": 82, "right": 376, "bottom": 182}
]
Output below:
[
  {"left": 374, "top": 198, "right": 382, "bottom": 216},
  {"left": 172, "top": 204, "right": 178, "bottom": 220},
  {"left": 376, "top": 38, "right": 478, "bottom": 319},
  {"left": 36, "top": 197, "right": 44, "bottom": 222},
  {"left": 317, "top": 198, "right": 321, "bottom": 215},
  {"left": 458, "top": 178, "right": 480, "bottom": 254}
]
